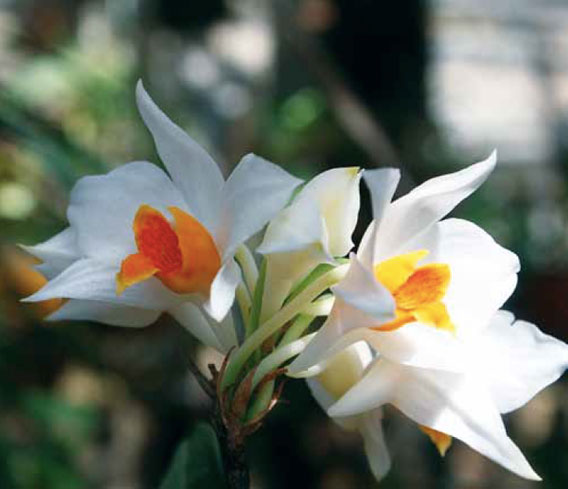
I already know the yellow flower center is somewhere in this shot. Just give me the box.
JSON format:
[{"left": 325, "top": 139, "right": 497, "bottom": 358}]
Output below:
[
  {"left": 116, "top": 205, "right": 221, "bottom": 296},
  {"left": 373, "top": 250, "right": 455, "bottom": 334}
]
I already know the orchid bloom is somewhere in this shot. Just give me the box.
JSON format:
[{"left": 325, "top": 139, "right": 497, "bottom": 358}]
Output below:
[
  {"left": 289, "top": 153, "right": 568, "bottom": 479},
  {"left": 307, "top": 342, "right": 391, "bottom": 481},
  {"left": 256, "top": 167, "right": 361, "bottom": 319},
  {"left": 23, "top": 82, "right": 302, "bottom": 353}
]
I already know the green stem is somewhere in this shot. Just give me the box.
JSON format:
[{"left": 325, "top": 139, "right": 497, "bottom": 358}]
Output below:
[
  {"left": 301, "top": 294, "right": 334, "bottom": 317},
  {"left": 235, "top": 245, "right": 259, "bottom": 294},
  {"left": 245, "top": 258, "right": 267, "bottom": 339},
  {"left": 221, "top": 264, "right": 348, "bottom": 389},
  {"left": 251, "top": 333, "right": 315, "bottom": 389},
  {"left": 246, "top": 380, "right": 275, "bottom": 421},
  {"left": 279, "top": 313, "right": 315, "bottom": 346},
  {"left": 235, "top": 282, "right": 252, "bottom": 325}
]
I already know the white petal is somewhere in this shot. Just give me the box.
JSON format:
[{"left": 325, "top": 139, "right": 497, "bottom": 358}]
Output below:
[
  {"left": 23, "top": 258, "right": 181, "bottom": 310},
  {"left": 136, "top": 81, "right": 224, "bottom": 230},
  {"left": 402, "top": 218, "right": 519, "bottom": 339},
  {"left": 203, "top": 259, "right": 241, "bottom": 322},
  {"left": 257, "top": 191, "right": 329, "bottom": 257},
  {"left": 67, "top": 161, "right": 188, "bottom": 262},
  {"left": 170, "top": 302, "right": 237, "bottom": 353},
  {"left": 332, "top": 254, "right": 395, "bottom": 322},
  {"left": 358, "top": 168, "right": 401, "bottom": 267},
  {"left": 260, "top": 248, "right": 328, "bottom": 321},
  {"left": 48, "top": 299, "right": 160, "bottom": 327},
  {"left": 359, "top": 412, "right": 391, "bottom": 482},
  {"left": 369, "top": 322, "right": 467, "bottom": 372},
  {"left": 295, "top": 167, "right": 361, "bottom": 257},
  {"left": 330, "top": 359, "right": 540, "bottom": 481},
  {"left": 216, "top": 153, "right": 303, "bottom": 260},
  {"left": 375, "top": 152, "right": 496, "bottom": 260},
  {"left": 22, "top": 227, "right": 79, "bottom": 279},
  {"left": 288, "top": 302, "right": 383, "bottom": 376},
  {"left": 475, "top": 312, "right": 568, "bottom": 413},
  {"left": 306, "top": 377, "right": 335, "bottom": 411}
]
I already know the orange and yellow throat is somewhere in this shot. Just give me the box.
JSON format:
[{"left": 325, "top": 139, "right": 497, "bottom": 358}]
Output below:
[
  {"left": 373, "top": 250, "right": 455, "bottom": 334},
  {"left": 116, "top": 205, "right": 221, "bottom": 296}
]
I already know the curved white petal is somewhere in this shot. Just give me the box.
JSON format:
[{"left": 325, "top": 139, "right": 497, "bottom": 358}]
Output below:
[
  {"left": 375, "top": 152, "right": 496, "bottom": 260},
  {"left": 216, "top": 153, "right": 303, "bottom": 260},
  {"left": 170, "top": 302, "right": 237, "bottom": 353},
  {"left": 23, "top": 258, "right": 181, "bottom": 310},
  {"left": 136, "top": 81, "right": 224, "bottom": 230},
  {"left": 258, "top": 167, "right": 359, "bottom": 259},
  {"left": 332, "top": 254, "right": 395, "bottom": 321},
  {"left": 22, "top": 227, "right": 79, "bottom": 279},
  {"left": 296, "top": 167, "right": 361, "bottom": 257},
  {"left": 257, "top": 191, "right": 329, "bottom": 256},
  {"left": 67, "top": 161, "right": 188, "bottom": 262},
  {"left": 48, "top": 299, "right": 161, "bottom": 327},
  {"left": 359, "top": 412, "right": 391, "bottom": 482},
  {"left": 401, "top": 218, "right": 519, "bottom": 339},
  {"left": 330, "top": 359, "right": 540, "bottom": 481},
  {"left": 475, "top": 312, "right": 568, "bottom": 413},
  {"left": 369, "top": 322, "right": 467, "bottom": 372},
  {"left": 203, "top": 259, "right": 241, "bottom": 322},
  {"left": 288, "top": 302, "right": 384, "bottom": 376},
  {"left": 359, "top": 168, "right": 401, "bottom": 267}
]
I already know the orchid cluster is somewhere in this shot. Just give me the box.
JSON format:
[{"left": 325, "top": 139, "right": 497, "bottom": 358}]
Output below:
[{"left": 24, "top": 82, "right": 568, "bottom": 487}]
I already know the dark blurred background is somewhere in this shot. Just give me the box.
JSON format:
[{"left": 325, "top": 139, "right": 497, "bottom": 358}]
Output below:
[{"left": 1, "top": 0, "right": 568, "bottom": 488}]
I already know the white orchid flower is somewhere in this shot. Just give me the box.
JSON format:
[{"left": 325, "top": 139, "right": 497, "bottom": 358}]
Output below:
[
  {"left": 327, "top": 311, "right": 568, "bottom": 480},
  {"left": 23, "top": 82, "right": 302, "bottom": 353},
  {"left": 289, "top": 152, "right": 568, "bottom": 479},
  {"left": 290, "top": 152, "right": 513, "bottom": 373},
  {"left": 307, "top": 342, "right": 391, "bottom": 482},
  {"left": 256, "top": 167, "right": 361, "bottom": 319}
]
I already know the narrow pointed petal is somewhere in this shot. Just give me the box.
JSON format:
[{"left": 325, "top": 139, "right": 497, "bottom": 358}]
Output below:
[
  {"left": 359, "top": 412, "right": 392, "bottom": 482},
  {"left": 330, "top": 359, "right": 541, "bottom": 481},
  {"left": 136, "top": 81, "right": 224, "bottom": 230},
  {"left": 203, "top": 259, "right": 241, "bottom": 322},
  {"left": 67, "top": 161, "right": 188, "bottom": 262},
  {"left": 170, "top": 302, "right": 237, "bottom": 353},
  {"left": 24, "top": 258, "right": 181, "bottom": 310},
  {"left": 48, "top": 299, "right": 161, "bottom": 327},
  {"left": 375, "top": 152, "right": 496, "bottom": 260},
  {"left": 332, "top": 254, "right": 395, "bottom": 322},
  {"left": 217, "top": 153, "right": 303, "bottom": 260},
  {"left": 476, "top": 312, "right": 568, "bottom": 413},
  {"left": 22, "top": 227, "right": 79, "bottom": 279},
  {"left": 359, "top": 168, "right": 401, "bottom": 267}
]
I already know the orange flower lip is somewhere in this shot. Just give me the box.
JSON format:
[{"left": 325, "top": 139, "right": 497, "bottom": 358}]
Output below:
[
  {"left": 116, "top": 205, "right": 221, "bottom": 296},
  {"left": 373, "top": 250, "right": 455, "bottom": 334}
]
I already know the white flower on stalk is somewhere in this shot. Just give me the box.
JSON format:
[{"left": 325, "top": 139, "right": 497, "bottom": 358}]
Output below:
[
  {"left": 290, "top": 153, "right": 568, "bottom": 479},
  {"left": 256, "top": 167, "right": 361, "bottom": 318},
  {"left": 307, "top": 342, "right": 391, "bottom": 481},
  {"left": 23, "top": 82, "right": 302, "bottom": 353}
]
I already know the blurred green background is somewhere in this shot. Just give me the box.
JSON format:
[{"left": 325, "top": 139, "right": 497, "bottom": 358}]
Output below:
[{"left": 1, "top": 0, "right": 568, "bottom": 488}]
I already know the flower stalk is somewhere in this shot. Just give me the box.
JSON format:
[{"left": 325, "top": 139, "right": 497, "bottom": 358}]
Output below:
[{"left": 221, "top": 264, "right": 348, "bottom": 390}]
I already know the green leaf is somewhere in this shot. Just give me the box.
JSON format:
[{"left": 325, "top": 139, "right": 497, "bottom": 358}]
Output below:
[{"left": 160, "top": 423, "right": 226, "bottom": 489}]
